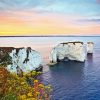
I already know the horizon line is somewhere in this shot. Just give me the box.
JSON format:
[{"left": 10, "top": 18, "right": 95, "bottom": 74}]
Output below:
[{"left": 0, "top": 35, "right": 100, "bottom": 37}]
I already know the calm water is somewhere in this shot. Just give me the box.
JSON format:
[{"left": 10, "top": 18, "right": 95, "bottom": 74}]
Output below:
[{"left": 0, "top": 36, "right": 100, "bottom": 100}]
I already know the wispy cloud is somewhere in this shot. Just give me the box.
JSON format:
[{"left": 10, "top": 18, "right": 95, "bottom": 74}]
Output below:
[
  {"left": 0, "top": 0, "right": 100, "bottom": 16},
  {"left": 79, "top": 18, "right": 100, "bottom": 23}
]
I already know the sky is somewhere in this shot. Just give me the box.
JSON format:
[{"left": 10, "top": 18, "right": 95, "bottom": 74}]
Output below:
[{"left": 0, "top": 0, "right": 100, "bottom": 36}]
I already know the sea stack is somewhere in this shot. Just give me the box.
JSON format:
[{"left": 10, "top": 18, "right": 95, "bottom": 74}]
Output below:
[
  {"left": 0, "top": 47, "right": 43, "bottom": 73},
  {"left": 49, "top": 41, "right": 85, "bottom": 64},
  {"left": 87, "top": 42, "right": 94, "bottom": 54}
]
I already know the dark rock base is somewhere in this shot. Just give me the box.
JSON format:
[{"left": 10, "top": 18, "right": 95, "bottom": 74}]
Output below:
[{"left": 35, "top": 65, "right": 43, "bottom": 72}]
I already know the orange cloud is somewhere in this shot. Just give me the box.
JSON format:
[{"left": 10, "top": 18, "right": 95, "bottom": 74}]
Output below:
[{"left": 0, "top": 11, "right": 100, "bottom": 36}]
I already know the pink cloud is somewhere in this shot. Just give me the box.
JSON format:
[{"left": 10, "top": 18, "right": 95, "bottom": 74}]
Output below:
[{"left": 0, "top": 10, "right": 100, "bottom": 35}]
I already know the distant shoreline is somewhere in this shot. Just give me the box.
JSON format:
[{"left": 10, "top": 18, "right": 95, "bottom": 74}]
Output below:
[{"left": 0, "top": 35, "right": 100, "bottom": 37}]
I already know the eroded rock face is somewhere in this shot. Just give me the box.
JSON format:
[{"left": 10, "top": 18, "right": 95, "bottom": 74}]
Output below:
[
  {"left": 0, "top": 47, "right": 42, "bottom": 73},
  {"left": 87, "top": 42, "right": 94, "bottom": 54},
  {"left": 49, "top": 42, "right": 85, "bottom": 63}
]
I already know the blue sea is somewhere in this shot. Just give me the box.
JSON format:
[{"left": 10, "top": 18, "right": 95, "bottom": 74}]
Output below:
[{"left": 0, "top": 36, "right": 100, "bottom": 100}]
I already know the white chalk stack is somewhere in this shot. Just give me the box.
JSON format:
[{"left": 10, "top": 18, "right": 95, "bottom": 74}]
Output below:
[
  {"left": 87, "top": 42, "right": 94, "bottom": 54},
  {"left": 49, "top": 41, "right": 85, "bottom": 63}
]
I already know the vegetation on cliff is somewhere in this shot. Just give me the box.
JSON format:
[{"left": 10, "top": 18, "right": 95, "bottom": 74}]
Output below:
[{"left": 0, "top": 68, "right": 53, "bottom": 100}]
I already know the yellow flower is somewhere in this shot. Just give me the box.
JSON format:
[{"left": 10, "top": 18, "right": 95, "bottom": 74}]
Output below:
[
  {"left": 19, "top": 94, "right": 26, "bottom": 100},
  {"left": 34, "top": 80, "right": 38, "bottom": 83},
  {"left": 36, "top": 92, "right": 40, "bottom": 95},
  {"left": 21, "top": 82, "right": 26, "bottom": 85},
  {"left": 27, "top": 92, "right": 33, "bottom": 97},
  {"left": 37, "top": 72, "right": 42, "bottom": 74},
  {"left": 26, "top": 98, "right": 36, "bottom": 100},
  {"left": 38, "top": 84, "right": 44, "bottom": 88},
  {"left": 31, "top": 71, "right": 36, "bottom": 76}
]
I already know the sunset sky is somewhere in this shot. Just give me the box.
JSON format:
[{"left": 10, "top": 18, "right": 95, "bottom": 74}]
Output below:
[{"left": 0, "top": 0, "right": 100, "bottom": 36}]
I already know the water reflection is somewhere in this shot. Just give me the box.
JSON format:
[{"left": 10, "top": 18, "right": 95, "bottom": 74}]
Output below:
[
  {"left": 87, "top": 53, "right": 93, "bottom": 63},
  {"left": 49, "top": 61, "right": 85, "bottom": 83}
]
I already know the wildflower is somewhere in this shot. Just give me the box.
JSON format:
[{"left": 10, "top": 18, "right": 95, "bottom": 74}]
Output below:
[
  {"left": 26, "top": 98, "right": 36, "bottom": 100},
  {"left": 31, "top": 71, "right": 36, "bottom": 76},
  {"left": 19, "top": 94, "right": 26, "bottom": 100},
  {"left": 36, "top": 92, "right": 40, "bottom": 95},
  {"left": 34, "top": 79, "right": 38, "bottom": 83},
  {"left": 38, "top": 84, "right": 44, "bottom": 88},
  {"left": 27, "top": 92, "right": 33, "bottom": 97},
  {"left": 21, "top": 82, "right": 26, "bottom": 85}
]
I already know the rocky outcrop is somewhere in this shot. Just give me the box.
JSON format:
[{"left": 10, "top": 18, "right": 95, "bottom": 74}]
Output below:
[
  {"left": 49, "top": 42, "right": 85, "bottom": 63},
  {"left": 87, "top": 42, "right": 94, "bottom": 54},
  {"left": 0, "top": 47, "right": 13, "bottom": 65},
  {"left": 0, "top": 47, "right": 42, "bottom": 73}
]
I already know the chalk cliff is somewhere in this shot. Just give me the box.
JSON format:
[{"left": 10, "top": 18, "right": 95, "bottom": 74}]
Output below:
[
  {"left": 0, "top": 47, "right": 42, "bottom": 73},
  {"left": 49, "top": 42, "right": 85, "bottom": 63}
]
